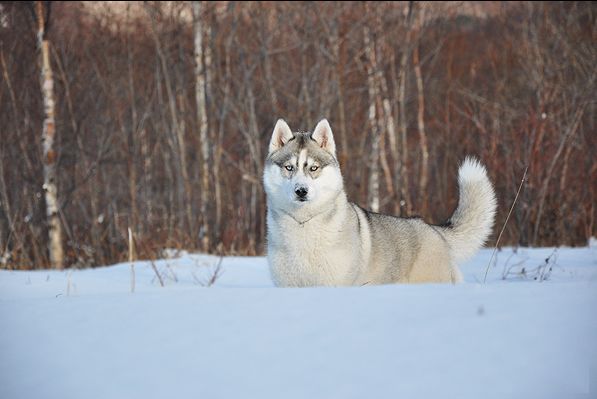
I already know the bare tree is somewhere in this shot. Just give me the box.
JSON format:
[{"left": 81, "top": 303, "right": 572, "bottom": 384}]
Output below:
[
  {"left": 36, "top": 1, "right": 64, "bottom": 269},
  {"left": 145, "top": 3, "right": 193, "bottom": 235},
  {"left": 0, "top": 2, "right": 595, "bottom": 269},
  {"left": 316, "top": 3, "right": 349, "bottom": 166},
  {"left": 397, "top": 1, "right": 415, "bottom": 215},
  {"left": 373, "top": 7, "right": 397, "bottom": 209},
  {"left": 412, "top": 5, "right": 429, "bottom": 215},
  {"left": 193, "top": 1, "right": 211, "bottom": 252},
  {"left": 364, "top": 19, "right": 380, "bottom": 212}
]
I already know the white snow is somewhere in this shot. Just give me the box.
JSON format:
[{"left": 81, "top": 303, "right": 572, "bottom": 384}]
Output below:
[{"left": 1, "top": 244, "right": 596, "bottom": 399}]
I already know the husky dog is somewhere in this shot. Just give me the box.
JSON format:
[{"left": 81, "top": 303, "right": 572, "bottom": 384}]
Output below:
[{"left": 263, "top": 119, "right": 497, "bottom": 286}]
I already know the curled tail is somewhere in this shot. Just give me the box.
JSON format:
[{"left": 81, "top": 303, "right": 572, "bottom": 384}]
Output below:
[{"left": 443, "top": 157, "right": 497, "bottom": 263}]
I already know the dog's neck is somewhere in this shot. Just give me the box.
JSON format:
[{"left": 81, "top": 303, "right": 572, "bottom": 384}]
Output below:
[
  {"left": 274, "top": 208, "right": 316, "bottom": 226},
  {"left": 269, "top": 191, "right": 348, "bottom": 227}
]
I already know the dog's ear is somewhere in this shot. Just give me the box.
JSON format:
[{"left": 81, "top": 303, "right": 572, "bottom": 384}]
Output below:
[
  {"left": 311, "top": 119, "right": 336, "bottom": 156},
  {"left": 269, "top": 119, "right": 294, "bottom": 153}
]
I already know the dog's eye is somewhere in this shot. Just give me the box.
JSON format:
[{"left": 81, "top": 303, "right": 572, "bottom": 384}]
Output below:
[
  {"left": 309, "top": 165, "right": 319, "bottom": 172},
  {"left": 284, "top": 165, "right": 294, "bottom": 171}
]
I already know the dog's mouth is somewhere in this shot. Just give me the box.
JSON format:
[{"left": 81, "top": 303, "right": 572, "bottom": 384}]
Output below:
[{"left": 295, "top": 197, "right": 308, "bottom": 203}]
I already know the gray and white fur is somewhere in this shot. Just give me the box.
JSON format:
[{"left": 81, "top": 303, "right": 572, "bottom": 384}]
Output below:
[{"left": 263, "top": 119, "right": 497, "bottom": 286}]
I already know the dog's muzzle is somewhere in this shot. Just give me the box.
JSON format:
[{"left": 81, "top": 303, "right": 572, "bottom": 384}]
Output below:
[{"left": 294, "top": 186, "right": 308, "bottom": 201}]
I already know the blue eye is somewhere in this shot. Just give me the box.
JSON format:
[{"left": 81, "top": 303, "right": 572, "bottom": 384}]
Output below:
[
  {"left": 309, "top": 165, "right": 319, "bottom": 172},
  {"left": 285, "top": 165, "right": 294, "bottom": 171}
]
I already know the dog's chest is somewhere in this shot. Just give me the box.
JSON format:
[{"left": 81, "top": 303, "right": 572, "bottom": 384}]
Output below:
[{"left": 268, "top": 220, "right": 357, "bottom": 286}]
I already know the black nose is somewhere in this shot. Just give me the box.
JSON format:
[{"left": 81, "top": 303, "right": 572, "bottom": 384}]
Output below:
[{"left": 295, "top": 187, "right": 308, "bottom": 199}]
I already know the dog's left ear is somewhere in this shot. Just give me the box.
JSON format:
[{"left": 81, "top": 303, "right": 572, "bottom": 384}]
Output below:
[{"left": 311, "top": 119, "right": 336, "bottom": 156}]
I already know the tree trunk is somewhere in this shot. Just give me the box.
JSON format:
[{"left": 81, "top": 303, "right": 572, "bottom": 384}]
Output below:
[
  {"left": 364, "top": 23, "right": 380, "bottom": 213},
  {"left": 413, "top": 40, "right": 429, "bottom": 215},
  {"left": 146, "top": 3, "right": 192, "bottom": 236},
  {"left": 388, "top": 50, "right": 403, "bottom": 215},
  {"left": 373, "top": 12, "right": 397, "bottom": 209},
  {"left": 193, "top": 1, "right": 211, "bottom": 252},
  {"left": 398, "top": 2, "right": 415, "bottom": 216},
  {"left": 214, "top": 6, "right": 237, "bottom": 248},
  {"left": 330, "top": 21, "right": 348, "bottom": 167},
  {"left": 301, "top": 51, "right": 312, "bottom": 129},
  {"left": 532, "top": 106, "right": 585, "bottom": 245},
  {"left": 259, "top": 6, "right": 278, "bottom": 116},
  {"left": 126, "top": 26, "right": 138, "bottom": 233},
  {"left": 37, "top": 1, "right": 64, "bottom": 269}
]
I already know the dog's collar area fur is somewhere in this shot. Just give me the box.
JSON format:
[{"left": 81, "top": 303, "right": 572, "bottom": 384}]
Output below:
[
  {"left": 271, "top": 191, "right": 344, "bottom": 227},
  {"left": 274, "top": 208, "right": 316, "bottom": 226}
]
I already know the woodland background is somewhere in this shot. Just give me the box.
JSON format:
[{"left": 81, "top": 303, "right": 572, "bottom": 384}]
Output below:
[{"left": 0, "top": 1, "right": 595, "bottom": 269}]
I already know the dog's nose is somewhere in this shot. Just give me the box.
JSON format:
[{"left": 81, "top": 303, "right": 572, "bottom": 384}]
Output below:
[{"left": 295, "top": 187, "right": 308, "bottom": 199}]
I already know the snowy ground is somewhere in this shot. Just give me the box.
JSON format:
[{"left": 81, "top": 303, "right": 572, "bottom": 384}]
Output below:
[{"left": 1, "top": 243, "right": 596, "bottom": 399}]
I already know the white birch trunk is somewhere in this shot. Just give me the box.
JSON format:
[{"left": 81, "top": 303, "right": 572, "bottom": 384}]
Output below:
[
  {"left": 193, "top": 1, "right": 211, "bottom": 252},
  {"left": 37, "top": 1, "right": 64, "bottom": 269},
  {"left": 364, "top": 24, "right": 380, "bottom": 213},
  {"left": 398, "top": 3, "right": 415, "bottom": 215}
]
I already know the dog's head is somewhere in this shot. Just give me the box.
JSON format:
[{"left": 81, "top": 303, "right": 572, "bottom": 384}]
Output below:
[{"left": 263, "top": 119, "right": 343, "bottom": 212}]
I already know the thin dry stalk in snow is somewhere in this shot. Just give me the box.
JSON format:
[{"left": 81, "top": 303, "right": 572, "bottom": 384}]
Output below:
[
  {"left": 484, "top": 166, "right": 528, "bottom": 283},
  {"left": 207, "top": 256, "right": 224, "bottom": 287},
  {"left": 128, "top": 227, "right": 135, "bottom": 293},
  {"left": 66, "top": 270, "right": 72, "bottom": 296},
  {"left": 133, "top": 236, "right": 165, "bottom": 288}
]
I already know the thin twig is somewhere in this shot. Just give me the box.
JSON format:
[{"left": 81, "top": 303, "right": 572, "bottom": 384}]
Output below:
[
  {"left": 484, "top": 166, "right": 528, "bottom": 283},
  {"left": 128, "top": 227, "right": 135, "bottom": 293},
  {"left": 67, "top": 270, "right": 72, "bottom": 296},
  {"left": 133, "top": 236, "right": 164, "bottom": 287},
  {"left": 148, "top": 258, "right": 164, "bottom": 287},
  {"left": 207, "top": 256, "right": 224, "bottom": 287}
]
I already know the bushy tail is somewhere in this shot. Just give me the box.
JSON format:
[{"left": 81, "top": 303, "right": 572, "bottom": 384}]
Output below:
[{"left": 443, "top": 157, "right": 497, "bottom": 263}]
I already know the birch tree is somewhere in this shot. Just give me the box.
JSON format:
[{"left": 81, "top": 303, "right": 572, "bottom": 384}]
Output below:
[
  {"left": 364, "top": 19, "right": 380, "bottom": 213},
  {"left": 398, "top": 1, "right": 415, "bottom": 215},
  {"left": 193, "top": 1, "right": 211, "bottom": 252},
  {"left": 412, "top": 5, "right": 429, "bottom": 215},
  {"left": 36, "top": 1, "right": 64, "bottom": 269}
]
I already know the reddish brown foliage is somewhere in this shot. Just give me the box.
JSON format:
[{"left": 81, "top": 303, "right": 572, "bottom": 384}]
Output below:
[{"left": 0, "top": 2, "right": 595, "bottom": 269}]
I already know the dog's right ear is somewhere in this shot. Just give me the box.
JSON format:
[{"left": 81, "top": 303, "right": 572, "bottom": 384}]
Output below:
[{"left": 269, "top": 119, "right": 294, "bottom": 153}]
